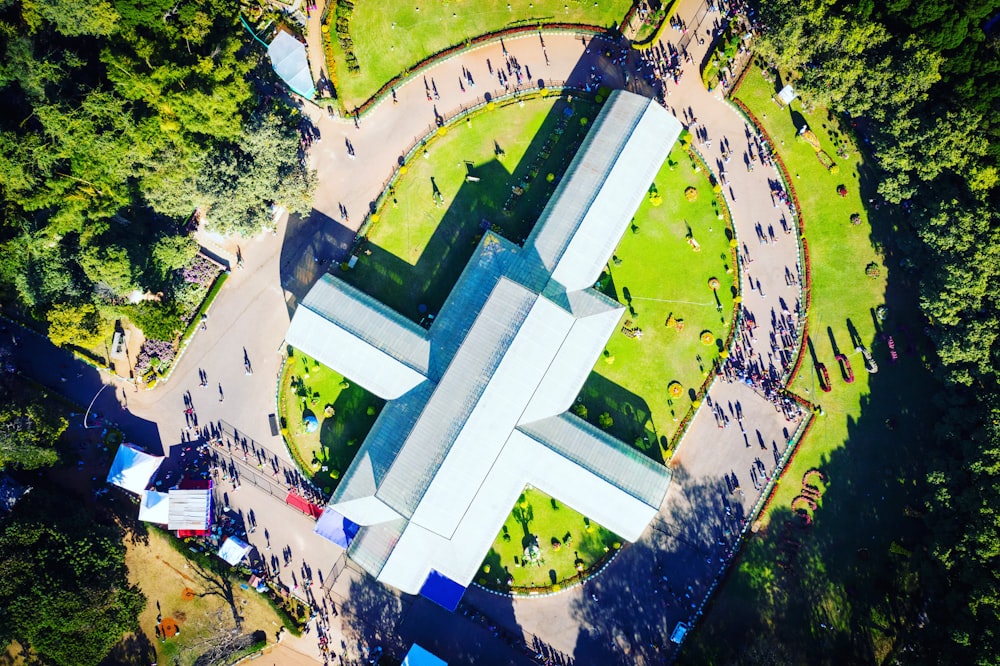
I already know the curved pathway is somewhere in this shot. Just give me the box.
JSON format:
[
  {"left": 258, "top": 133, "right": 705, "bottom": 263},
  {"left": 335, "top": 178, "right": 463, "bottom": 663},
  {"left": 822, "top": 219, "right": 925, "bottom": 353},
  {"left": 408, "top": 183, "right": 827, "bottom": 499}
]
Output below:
[{"left": 111, "top": 2, "right": 807, "bottom": 663}]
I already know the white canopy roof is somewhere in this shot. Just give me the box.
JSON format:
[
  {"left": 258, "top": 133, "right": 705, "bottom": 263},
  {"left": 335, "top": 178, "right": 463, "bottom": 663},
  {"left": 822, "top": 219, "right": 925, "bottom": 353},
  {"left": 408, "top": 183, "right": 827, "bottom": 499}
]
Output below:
[
  {"left": 218, "top": 536, "right": 252, "bottom": 566},
  {"left": 106, "top": 444, "right": 162, "bottom": 495},
  {"left": 268, "top": 30, "right": 316, "bottom": 98},
  {"left": 138, "top": 490, "right": 170, "bottom": 524}
]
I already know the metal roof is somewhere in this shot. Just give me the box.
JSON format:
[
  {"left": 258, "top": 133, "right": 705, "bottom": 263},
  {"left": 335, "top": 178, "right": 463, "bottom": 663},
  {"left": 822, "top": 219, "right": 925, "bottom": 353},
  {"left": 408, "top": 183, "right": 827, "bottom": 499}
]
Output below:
[
  {"left": 519, "top": 413, "right": 672, "bottom": 508},
  {"left": 525, "top": 91, "right": 683, "bottom": 292},
  {"left": 286, "top": 274, "right": 431, "bottom": 399},
  {"left": 306, "top": 91, "right": 680, "bottom": 594},
  {"left": 167, "top": 489, "right": 211, "bottom": 531}
]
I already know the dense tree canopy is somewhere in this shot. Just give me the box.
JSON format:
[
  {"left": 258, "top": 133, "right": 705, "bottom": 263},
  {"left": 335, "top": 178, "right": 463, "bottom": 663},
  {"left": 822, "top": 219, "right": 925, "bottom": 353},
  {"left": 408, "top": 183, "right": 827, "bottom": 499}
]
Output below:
[
  {"left": 756, "top": 0, "right": 1000, "bottom": 660},
  {"left": 0, "top": 486, "right": 144, "bottom": 665},
  {"left": 0, "top": 0, "right": 314, "bottom": 343}
]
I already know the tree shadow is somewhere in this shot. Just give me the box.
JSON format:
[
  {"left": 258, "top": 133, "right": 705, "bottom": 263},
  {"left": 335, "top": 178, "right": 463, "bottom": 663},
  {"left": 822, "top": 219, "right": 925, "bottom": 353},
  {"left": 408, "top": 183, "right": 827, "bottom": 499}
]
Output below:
[
  {"left": 678, "top": 120, "right": 940, "bottom": 664},
  {"left": 567, "top": 465, "right": 750, "bottom": 664},
  {"left": 100, "top": 630, "right": 157, "bottom": 666},
  {"left": 188, "top": 559, "right": 243, "bottom": 631}
]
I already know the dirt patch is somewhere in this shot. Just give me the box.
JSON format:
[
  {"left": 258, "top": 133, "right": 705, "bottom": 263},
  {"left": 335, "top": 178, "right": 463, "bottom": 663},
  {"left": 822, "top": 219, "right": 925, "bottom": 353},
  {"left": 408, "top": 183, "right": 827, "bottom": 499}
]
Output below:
[
  {"left": 122, "top": 529, "right": 284, "bottom": 665},
  {"left": 181, "top": 588, "right": 196, "bottom": 601},
  {"left": 158, "top": 618, "right": 179, "bottom": 638}
]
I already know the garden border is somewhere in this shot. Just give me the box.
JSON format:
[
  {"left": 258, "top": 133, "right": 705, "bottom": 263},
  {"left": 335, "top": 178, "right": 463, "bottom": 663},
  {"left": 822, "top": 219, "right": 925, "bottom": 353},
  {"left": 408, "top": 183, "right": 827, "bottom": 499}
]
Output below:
[
  {"left": 663, "top": 144, "right": 742, "bottom": 455},
  {"left": 471, "top": 542, "right": 623, "bottom": 599},
  {"left": 146, "top": 268, "right": 230, "bottom": 389},
  {"left": 669, "top": 59, "right": 823, "bottom": 655},
  {"left": 325, "top": 24, "right": 612, "bottom": 117},
  {"left": 272, "top": 349, "right": 336, "bottom": 498}
]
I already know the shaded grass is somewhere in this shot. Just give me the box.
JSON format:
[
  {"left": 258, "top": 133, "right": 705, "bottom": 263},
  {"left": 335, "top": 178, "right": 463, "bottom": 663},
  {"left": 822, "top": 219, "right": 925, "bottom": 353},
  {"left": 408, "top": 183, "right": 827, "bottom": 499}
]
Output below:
[
  {"left": 277, "top": 349, "right": 383, "bottom": 494},
  {"left": 576, "top": 147, "right": 736, "bottom": 460},
  {"left": 343, "top": 95, "right": 596, "bottom": 321},
  {"left": 329, "top": 0, "right": 631, "bottom": 107},
  {"left": 479, "top": 487, "right": 619, "bottom": 592},
  {"left": 679, "top": 63, "right": 935, "bottom": 665}
]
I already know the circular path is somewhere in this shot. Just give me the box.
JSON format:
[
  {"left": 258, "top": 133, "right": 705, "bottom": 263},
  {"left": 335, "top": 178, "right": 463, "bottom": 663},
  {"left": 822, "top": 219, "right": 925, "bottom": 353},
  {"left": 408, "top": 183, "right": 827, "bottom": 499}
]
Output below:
[{"left": 111, "top": 1, "right": 807, "bottom": 663}]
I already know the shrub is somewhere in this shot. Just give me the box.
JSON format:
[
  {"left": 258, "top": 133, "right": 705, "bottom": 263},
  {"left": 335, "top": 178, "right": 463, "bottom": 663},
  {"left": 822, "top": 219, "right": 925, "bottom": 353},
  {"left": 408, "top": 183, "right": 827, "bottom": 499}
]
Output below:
[{"left": 598, "top": 412, "right": 614, "bottom": 429}]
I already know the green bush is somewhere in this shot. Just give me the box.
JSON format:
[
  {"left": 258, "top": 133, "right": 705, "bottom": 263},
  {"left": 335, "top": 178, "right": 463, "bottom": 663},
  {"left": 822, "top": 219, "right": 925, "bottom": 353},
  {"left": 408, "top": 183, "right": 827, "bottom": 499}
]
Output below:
[{"left": 128, "top": 300, "right": 184, "bottom": 340}]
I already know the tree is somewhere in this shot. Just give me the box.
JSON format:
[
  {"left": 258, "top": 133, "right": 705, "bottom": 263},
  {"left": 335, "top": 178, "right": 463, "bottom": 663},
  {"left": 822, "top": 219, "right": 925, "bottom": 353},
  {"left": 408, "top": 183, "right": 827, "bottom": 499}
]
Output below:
[
  {"left": 77, "top": 244, "right": 138, "bottom": 296},
  {"left": 0, "top": 400, "right": 64, "bottom": 470},
  {"left": 0, "top": 487, "right": 145, "bottom": 664},
  {"left": 46, "top": 302, "right": 102, "bottom": 348},
  {"left": 152, "top": 233, "right": 199, "bottom": 275},
  {"left": 21, "top": 0, "right": 120, "bottom": 36},
  {"left": 197, "top": 113, "right": 316, "bottom": 235}
]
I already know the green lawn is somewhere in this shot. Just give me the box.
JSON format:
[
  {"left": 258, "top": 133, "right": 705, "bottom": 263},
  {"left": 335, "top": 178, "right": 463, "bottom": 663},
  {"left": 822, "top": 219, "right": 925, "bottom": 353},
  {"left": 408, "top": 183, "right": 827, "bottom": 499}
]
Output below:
[
  {"left": 343, "top": 94, "right": 597, "bottom": 321},
  {"left": 680, "top": 63, "right": 936, "bottom": 664},
  {"left": 478, "top": 487, "right": 619, "bottom": 593},
  {"left": 328, "top": 0, "right": 631, "bottom": 108},
  {"left": 277, "top": 349, "right": 384, "bottom": 494},
  {"left": 576, "top": 147, "right": 736, "bottom": 461}
]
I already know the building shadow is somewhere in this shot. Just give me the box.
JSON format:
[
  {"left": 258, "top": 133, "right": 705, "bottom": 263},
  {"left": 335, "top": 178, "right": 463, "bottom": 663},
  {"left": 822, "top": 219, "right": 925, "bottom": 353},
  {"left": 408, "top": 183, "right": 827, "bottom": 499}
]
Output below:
[
  {"left": 575, "top": 372, "right": 662, "bottom": 463},
  {"left": 279, "top": 207, "right": 358, "bottom": 316}
]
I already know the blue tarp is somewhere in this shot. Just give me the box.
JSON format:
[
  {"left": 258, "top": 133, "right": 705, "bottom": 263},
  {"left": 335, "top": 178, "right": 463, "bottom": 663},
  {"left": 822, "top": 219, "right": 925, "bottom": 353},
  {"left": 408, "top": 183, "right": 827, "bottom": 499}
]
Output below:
[
  {"left": 419, "top": 570, "right": 465, "bottom": 612},
  {"left": 314, "top": 508, "right": 359, "bottom": 548},
  {"left": 402, "top": 644, "right": 448, "bottom": 666},
  {"left": 268, "top": 30, "right": 316, "bottom": 98}
]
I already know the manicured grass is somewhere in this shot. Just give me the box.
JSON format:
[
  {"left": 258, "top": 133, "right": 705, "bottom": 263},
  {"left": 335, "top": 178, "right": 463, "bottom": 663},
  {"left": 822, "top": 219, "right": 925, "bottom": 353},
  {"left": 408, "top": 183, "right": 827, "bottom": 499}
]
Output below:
[
  {"left": 277, "top": 349, "right": 384, "bottom": 494},
  {"left": 576, "top": 147, "right": 736, "bottom": 461},
  {"left": 328, "top": 0, "right": 631, "bottom": 107},
  {"left": 680, "top": 63, "right": 935, "bottom": 664},
  {"left": 479, "top": 487, "right": 620, "bottom": 592},
  {"left": 343, "top": 94, "right": 597, "bottom": 321}
]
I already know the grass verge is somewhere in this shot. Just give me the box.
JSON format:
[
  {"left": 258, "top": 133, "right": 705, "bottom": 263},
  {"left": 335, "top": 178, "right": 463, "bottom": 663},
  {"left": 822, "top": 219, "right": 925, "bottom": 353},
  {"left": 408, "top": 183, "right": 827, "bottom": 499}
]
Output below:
[
  {"left": 679, "top": 62, "right": 936, "bottom": 664},
  {"left": 327, "top": 0, "right": 630, "bottom": 107}
]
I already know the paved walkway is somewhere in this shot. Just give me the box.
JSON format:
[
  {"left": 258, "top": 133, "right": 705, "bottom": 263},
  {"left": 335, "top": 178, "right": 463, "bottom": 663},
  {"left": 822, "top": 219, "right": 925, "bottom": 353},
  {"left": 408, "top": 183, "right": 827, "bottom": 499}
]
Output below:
[{"left": 63, "top": 2, "right": 806, "bottom": 663}]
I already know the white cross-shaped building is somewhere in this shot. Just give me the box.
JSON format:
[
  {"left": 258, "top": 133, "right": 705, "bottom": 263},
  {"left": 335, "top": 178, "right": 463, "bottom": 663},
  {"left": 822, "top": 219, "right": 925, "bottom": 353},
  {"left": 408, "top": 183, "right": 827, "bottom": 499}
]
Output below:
[{"left": 287, "top": 90, "right": 682, "bottom": 605}]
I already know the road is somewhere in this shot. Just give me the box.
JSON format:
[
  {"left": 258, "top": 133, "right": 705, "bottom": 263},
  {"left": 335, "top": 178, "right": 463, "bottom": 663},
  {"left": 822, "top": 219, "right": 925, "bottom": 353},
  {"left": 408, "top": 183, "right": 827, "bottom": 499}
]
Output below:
[{"left": 5, "top": 0, "right": 807, "bottom": 662}]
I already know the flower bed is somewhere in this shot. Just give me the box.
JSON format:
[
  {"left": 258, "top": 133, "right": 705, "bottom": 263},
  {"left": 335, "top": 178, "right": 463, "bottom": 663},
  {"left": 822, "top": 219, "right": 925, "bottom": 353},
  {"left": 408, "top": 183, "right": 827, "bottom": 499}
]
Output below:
[
  {"left": 835, "top": 353, "right": 854, "bottom": 384},
  {"left": 136, "top": 256, "right": 226, "bottom": 387}
]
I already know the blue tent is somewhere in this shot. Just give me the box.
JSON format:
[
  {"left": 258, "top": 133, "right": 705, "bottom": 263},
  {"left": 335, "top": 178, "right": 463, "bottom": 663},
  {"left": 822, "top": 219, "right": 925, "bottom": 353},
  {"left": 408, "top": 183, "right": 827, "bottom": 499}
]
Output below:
[
  {"left": 268, "top": 30, "right": 316, "bottom": 98},
  {"left": 314, "top": 508, "right": 359, "bottom": 548},
  {"left": 419, "top": 570, "right": 465, "bottom": 612}
]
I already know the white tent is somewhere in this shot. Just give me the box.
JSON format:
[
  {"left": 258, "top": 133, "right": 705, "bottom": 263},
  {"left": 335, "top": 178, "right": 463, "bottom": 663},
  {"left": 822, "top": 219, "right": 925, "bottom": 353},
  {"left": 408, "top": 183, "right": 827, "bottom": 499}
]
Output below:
[
  {"left": 138, "top": 490, "right": 170, "bottom": 524},
  {"left": 268, "top": 30, "right": 315, "bottom": 98},
  {"left": 218, "top": 537, "right": 252, "bottom": 566},
  {"left": 106, "top": 444, "right": 162, "bottom": 495},
  {"left": 402, "top": 644, "right": 447, "bottom": 666},
  {"left": 776, "top": 84, "right": 798, "bottom": 106},
  {"left": 167, "top": 488, "right": 212, "bottom": 531}
]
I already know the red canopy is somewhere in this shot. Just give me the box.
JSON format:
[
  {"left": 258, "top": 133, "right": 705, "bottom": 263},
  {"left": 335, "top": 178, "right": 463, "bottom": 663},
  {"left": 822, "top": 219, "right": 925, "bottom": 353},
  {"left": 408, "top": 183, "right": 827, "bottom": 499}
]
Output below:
[{"left": 285, "top": 491, "right": 323, "bottom": 518}]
